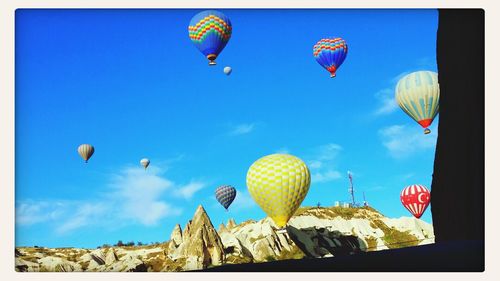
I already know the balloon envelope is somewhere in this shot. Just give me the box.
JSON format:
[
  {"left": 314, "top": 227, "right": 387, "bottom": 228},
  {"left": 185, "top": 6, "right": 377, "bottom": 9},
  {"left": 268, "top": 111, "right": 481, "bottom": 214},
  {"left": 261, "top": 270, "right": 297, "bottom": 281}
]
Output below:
[
  {"left": 188, "top": 10, "right": 232, "bottom": 65},
  {"left": 313, "top": 38, "right": 348, "bottom": 78},
  {"left": 77, "top": 144, "right": 94, "bottom": 163},
  {"left": 400, "top": 184, "right": 431, "bottom": 219},
  {"left": 215, "top": 185, "right": 237, "bottom": 210},
  {"left": 223, "top": 66, "right": 232, "bottom": 75},
  {"left": 140, "top": 158, "right": 150, "bottom": 169},
  {"left": 247, "top": 154, "right": 311, "bottom": 228},
  {"left": 395, "top": 71, "right": 440, "bottom": 134}
]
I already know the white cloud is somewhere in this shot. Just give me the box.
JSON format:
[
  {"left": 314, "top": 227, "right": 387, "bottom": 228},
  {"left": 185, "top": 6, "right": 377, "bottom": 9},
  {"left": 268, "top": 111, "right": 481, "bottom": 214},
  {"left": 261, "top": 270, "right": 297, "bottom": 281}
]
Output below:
[
  {"left": 229, "top": 123, "right": 255, "bottom": 136},
  {"left": 308, "top": 160, "right": 322, "bottom": 169},
  {"left": 374, "top": 88, "right": 398, "bottom": 115},
  {"left": 107, "top": 166, "right": 179, "bottom": 226},
  {"left": 379, "top": 124, "right": 437, "bottom": 158},
  {"left": 312, "top": 170, "right": 342, "bottom": 183},
  {"left": 365, "top": 185, "right": 386, "bottom": 192},
  {"left": 275, "top": 147, "right": 290, "bottom": 154},
  {"left": 17, "top": 165, "right": 183, "bottom": 234},
  {"left": 16, "top": 201, "right": 65, "bottom": 226},
  {"left": 390, "top": 71, "right": 411, "bottom": 84},
  {"left": 316, "top": 143, "right": 342, "bottom": 161},
  {"left": 175, "top": 181, "right": 206, "bottom": 200},
  {"left": 56, "top": 203, "right": 108, "bottom": 234},
  {"left": 306, "top": 143, "right": 343, "bottom": 184},
  {"left": 373, "top": 70, "right": 424, "bottom": 116},
  {"left": 231, "top": 190, "right": 256, "bottom": 210}
]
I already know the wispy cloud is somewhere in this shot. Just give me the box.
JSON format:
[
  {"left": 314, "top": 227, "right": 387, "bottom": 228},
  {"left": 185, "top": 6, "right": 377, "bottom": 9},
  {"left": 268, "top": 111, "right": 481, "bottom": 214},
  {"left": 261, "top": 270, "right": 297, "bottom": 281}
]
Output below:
[
  {"left": 373, "top": 66, "right": 433, "bottom": 116},
  {"left": 231, "top": 190, "right": 256, "bottom": 210},
  {"left": 175, "top": 180, "right": 206, "bottom": 200},
  {"left": 365, "top": 185, "right": 386, "bottom": 192},
  {"left": 275, "top": 147, "right": 290, "bottom": 154},
  {"left": 16, "top": 165, "right": 184, "bottom": 234},
  {"left": 308, "top": 160, "right": 322, "bottom": 169},
  {"left": 374, "top": 88, "right": 398, "bottom": 115},
  {"left": 379, "top": 124, "right": 437, "bottom": 159},
  {"left": 56, "top": 203, "right": 108, "bottom": 234},
  {"left": 311, "top": 170, "right": 342, "bottom": 183},
  {"left": 228, "top": 123, "right": 255, "bottom": 136},
  {"left": 307, "top": 143, "right": 343, "bottom": 184},
  {"left": 316, "top": 143, "right": 342, "bottom": 161},
  {"left": 107, "top": 166, "right": 179, "bottom": 226},
  {"left": 16, "top": 201, "right": 66, "bottom": 226}
]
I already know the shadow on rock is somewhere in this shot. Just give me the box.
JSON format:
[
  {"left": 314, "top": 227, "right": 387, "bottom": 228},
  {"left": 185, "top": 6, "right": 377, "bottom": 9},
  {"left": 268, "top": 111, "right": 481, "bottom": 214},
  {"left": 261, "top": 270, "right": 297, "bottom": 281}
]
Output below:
[{"left": 286, "top": 225, "right": 366, "bottom": 258}]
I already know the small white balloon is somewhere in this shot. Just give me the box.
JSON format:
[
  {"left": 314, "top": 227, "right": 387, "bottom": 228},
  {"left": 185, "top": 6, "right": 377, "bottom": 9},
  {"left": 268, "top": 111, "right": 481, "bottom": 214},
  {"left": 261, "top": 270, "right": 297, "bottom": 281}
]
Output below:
[
  {"left": 223, "top": 66, "right": 232, "bottom": 75},
  {"left": 140, "top": 158, "right": 150, "bottom": 170}
]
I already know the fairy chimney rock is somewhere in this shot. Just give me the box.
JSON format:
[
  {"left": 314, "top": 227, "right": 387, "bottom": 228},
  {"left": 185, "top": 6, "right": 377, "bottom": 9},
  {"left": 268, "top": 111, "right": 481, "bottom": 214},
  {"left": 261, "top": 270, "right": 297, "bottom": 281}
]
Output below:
[
  {"left": 173, "top": 205, "right": 226, "bottom": 270},
  {"left": 218, "top": 223, "right": 228, "bottom": 234},
  {"left": 227, "top": 218, "right": 237, "bottom": 230},
  {"left": 170, "top": 224, "right": 183, "bottom": 246}
]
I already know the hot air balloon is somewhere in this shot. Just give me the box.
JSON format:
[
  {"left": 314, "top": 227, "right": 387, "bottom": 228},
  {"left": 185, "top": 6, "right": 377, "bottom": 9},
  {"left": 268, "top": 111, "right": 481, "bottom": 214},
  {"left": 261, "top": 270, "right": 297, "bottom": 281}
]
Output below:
[
  {"left": 188, "top": 10, "right": 232, "bottom": 66},
  {"left": 247, "top": 154, "right": 311, "bottom": 231},
  {"left": 400, "top": 184, "right": 431, "bottom": 219},
  {"left": 223, "top": 66, "right": 232, "bottom": 75},
  {"left": 215, "top": 185, "right": 237, "bottom": 210},
  {"left": 77, "top": 144, "right": 94, "bottom": 163},
  {"left": 313, "top": 38, "right": 348, "bottom": 78},
  {"left": 395, "top": 71, "right": 440, "bottom": 134},
  {"left": 140, "top": 158, "right": 150, "bottom": 170}
]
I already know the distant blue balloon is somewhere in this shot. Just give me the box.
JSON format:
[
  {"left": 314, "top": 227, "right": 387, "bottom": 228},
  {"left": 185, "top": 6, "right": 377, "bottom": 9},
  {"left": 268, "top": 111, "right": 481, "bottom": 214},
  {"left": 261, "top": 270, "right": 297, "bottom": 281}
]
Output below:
[
  {"left": 215, "top": 185, "right": 237, "bottom": 210},
  {"left": 313, "top": 38, "right": 348, "bottom": 78},
  {"left": 188, "top": 10, "right": 232, "bottom": 65}
]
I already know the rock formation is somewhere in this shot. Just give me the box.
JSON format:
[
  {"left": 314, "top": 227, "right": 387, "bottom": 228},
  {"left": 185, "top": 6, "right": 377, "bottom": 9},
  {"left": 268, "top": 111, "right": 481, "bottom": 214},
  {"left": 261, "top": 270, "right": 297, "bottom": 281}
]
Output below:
[
  {"left": 168, "top": 205, "right": 225, "bottom": 270},
  {"left": 15, "top": 205, "right": 434, "bottom": 272}
]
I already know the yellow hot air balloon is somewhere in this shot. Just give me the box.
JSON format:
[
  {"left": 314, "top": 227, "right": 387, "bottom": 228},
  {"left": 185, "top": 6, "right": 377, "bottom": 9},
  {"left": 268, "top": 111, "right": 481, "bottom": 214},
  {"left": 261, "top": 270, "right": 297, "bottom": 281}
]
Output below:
[
  {"left": 77, "top": 144, "right": 94, "bottom": 163},
  {"left": 246, "top": 154, "right": 311, "bottom": 229},
  {"left": 395, "top": 71, "right": 440, "bottom": 134}
]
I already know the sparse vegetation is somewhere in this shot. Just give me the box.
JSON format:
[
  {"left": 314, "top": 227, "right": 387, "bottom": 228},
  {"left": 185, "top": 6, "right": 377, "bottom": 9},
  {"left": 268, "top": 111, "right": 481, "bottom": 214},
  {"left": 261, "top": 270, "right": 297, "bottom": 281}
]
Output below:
[
  {"left": 79, "top": 260, "right": 90, "bottom": 271},
  {"left": 364, "top": 236, "right": 378, "bottom": 251},
  {"left": 249, "top": 235, "right": 265, "bottom": 244},
  {"left": 294, "top": 205, "right": 379, "bottom": 220},
  {"left": 225, "top": 255, "right": 253, "bottom": 264},
  {"left": 370, "top": 219, "right": 419, "bottom": 249},
  {"left": 278, "top": 247, "right": 305, "bottom": 260},
  {"left": 264, "top": 255, "right": 276, "bottom": 262}
]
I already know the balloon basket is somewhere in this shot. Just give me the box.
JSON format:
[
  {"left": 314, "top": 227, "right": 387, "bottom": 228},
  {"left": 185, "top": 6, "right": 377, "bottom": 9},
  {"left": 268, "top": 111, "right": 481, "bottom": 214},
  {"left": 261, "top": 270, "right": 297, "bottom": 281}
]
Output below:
[
  {"left": 424, "top": 128, "right": 431, "bottom": 134},
  {"left": 209, "top": 61, "right": 216, "bottom": 66}
]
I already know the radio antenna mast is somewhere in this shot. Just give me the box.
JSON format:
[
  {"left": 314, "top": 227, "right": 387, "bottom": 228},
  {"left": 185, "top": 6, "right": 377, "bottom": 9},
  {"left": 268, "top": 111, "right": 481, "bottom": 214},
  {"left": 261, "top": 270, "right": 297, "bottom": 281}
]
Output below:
[{"left": 348, "top": 171, "right": 356, "bottom": 206}]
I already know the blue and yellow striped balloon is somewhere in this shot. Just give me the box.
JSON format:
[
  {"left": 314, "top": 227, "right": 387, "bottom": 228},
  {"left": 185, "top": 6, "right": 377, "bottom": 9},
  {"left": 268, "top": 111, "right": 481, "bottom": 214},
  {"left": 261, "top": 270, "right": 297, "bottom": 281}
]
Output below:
[
  {"left": 188, "top": 10, "right": 232, "bottom": 65},
  {"left": 395, "top": 71, "right": 440, "bottom": 134},
  {"left": 313, "top": 38, "right": 348, "bottom": 78}
]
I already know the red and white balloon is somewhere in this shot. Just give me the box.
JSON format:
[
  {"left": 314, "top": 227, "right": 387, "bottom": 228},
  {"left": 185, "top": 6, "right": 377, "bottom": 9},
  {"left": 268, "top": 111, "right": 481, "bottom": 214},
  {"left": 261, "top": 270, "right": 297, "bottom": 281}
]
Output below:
[{"left": 400, "top": 184, "right": 431, "bottom": 219}]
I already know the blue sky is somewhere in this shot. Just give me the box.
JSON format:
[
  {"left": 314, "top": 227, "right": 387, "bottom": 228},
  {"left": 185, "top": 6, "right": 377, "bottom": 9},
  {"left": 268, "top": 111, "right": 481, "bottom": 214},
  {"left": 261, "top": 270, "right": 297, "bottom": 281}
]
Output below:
[{"left": 15, "top": 9, "right": 439, "bottom": 248}]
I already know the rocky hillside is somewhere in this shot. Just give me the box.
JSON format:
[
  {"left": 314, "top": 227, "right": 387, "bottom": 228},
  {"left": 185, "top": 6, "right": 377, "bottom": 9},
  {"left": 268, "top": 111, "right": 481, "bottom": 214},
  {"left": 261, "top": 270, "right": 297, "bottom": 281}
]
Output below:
[{"left": 15, "top": 205, "right": 434, "bottom": 272}]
